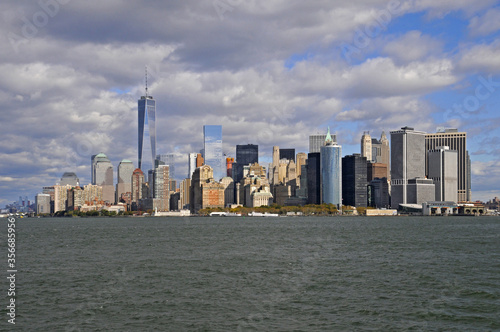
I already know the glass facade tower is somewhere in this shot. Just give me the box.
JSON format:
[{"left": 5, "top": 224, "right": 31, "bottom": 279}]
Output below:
[
  {"left": 138, "top": 95, "right": 156, "bottom": 172},
  {"left": 320, "top": 129, "right": 342, "bottom": 207},
  {"left": 203, "top": 125, "right": 224, "bottom": 181}
]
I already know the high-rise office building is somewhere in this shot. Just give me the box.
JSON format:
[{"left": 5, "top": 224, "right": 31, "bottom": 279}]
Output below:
[
  {"left": 279, "top": 148, "right": 295, "bottom": 162},
  {"left": 342, "top": 154, "right": 368, "bottom": 207},
  {"left": 131, "top": 168, "right": 145, "bottom": 205},
  {"left": 391, "top": 126, "right": 433, "bottom": 208},
  {"left": 361, "top": 132, "right": 372, "bottom": 162},
  {"left": 196, "top": 153, "right": 204, "bottom": 168},
  {"left": 60, "top": 172, "right": 80, "bottom": 186},
  {"left": 371, "top": 132, "right": 390, "bottom": 179},
  {"left": 307, "top": 152, "right": 321, "bottom": 204},
  {"left": 425, "top": 129, "right": 470, "bottom": 202},
  {"left": 368, "top": 177, "right": 390, "bottom": 208},
  {"left": 153, "top": 164, "right": 170, "bottom": 211},
  {"left": 35, "top": 193, "right": 51, "bottom": 214},
  {"left": 226, "top": 157, "right": 234, "bottom": 178},
  {"left": 309, "top": 133, "right": 337, "bottom": 153},
  {"left": 428, "top": 146, "right": 458, "bottom": 202},
  {"left": 116, "top": 159, "right": 134, "bottom": 203},
  {"left": 203, "top": 125, "right": 224, "bottom": 181},
  {"left": 233, "top": 144, "right": 258, "bottom": 183},
  {"left": 188, "top": 153, "right": 198, "bottom": 179},
  {"left": 156, "top": 154, "right": 175, "bottom": 180},
  {"left": 91, "top": 153, "right": 114, "bottom": 203},
  {"left": 296, "top": 152, "right": 307, "bottom": 178},
  {"left": 321, "top": 128, "right": 342, "bottom": 206},
  {"left": 138, "top": 83, "right": 156, "bottom": 172},
  {"left": 180, "top": 178, "right": 191, "bottom": 210},
  {"left": 271, "top": 146, "right": 280, "bottom": 185}
]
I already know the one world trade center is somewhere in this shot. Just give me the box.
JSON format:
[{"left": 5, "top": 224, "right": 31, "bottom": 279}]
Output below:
[{"left": 138, "top": 71, "right": 156, "bottom": 172}]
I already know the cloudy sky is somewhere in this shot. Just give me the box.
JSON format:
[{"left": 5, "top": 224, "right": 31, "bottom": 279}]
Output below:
[{"left": 1, "top": 0, "right": 500, "bottom": 205}]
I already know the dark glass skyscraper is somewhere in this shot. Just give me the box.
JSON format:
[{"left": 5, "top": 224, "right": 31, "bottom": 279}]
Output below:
[
  {"left": 279, "top": 148, "right": 295, "bottom": 162},
  {"left": 203, "top": 125, "right": 224, "bottom": 181},
  {"left": 138, "top": 95, "right": 156, "bottom": 172},
  {"left": 307, "top": 152, "right": 321, "bottom": 204},
  {"left": 233, "top": 144, "right": 258, "bottom": 183},
  {"left": 342, "top": 154, "right": 368, "bottom": 207}
]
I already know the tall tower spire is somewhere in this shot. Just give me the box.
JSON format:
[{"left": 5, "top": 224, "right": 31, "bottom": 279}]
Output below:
[{"left": 145, "top": 66, "right": 148, "bottom": 97}]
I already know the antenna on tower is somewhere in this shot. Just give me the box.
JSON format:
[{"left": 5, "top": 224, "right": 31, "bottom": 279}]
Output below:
[{"left": 145, "top": 66, "right": 148, "bottom": 97}]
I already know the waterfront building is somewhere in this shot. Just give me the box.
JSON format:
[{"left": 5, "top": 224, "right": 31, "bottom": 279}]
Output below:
[
  {"left": 306, "top": 152, "right": 321, "bottom": 204},
  {"left": 190, "top": 165, "right": 225, "bottom": 213},
  {"left": 321, "top": 128, "right": 342, "bottom": 206},
  {"left": 203, "top": 125, "right": 224, "bottom": 181},
  {"left": 368, "top": 177, "right": 390, "bottom": 208},
  {"left": 428, "top": 146, "right": 458, "bottom": 202},
  {"left": 153, "top": 164, "right": 170, "bottom": 211},
  {"left": 53, "top": 184, "right": 74, "bottom": 212},
  {"left": 131, "top": 168, "right": 145, "bottom": 206},
  {"left": 60, "top": 172, "right": 80, "bottom": 186},
  {"left": 91, "top": 153, "right": 114, "bottom": 203},
  {"left": 138, "top": 84, "right": 156, "bottom": 172},
  {"left": 342, "top": 154, "right": 368, "bottom": 207},
  {"left": 391, "top": 126, "right": 434, "bottom": 208},
  {"left": 180, "top": 178, "right": 191, "bottom": 210},
  {"left": 425, "top": 128, "right": 470, "bottom": 201},
  {"left": 221, "top": 177, "right": 235, "bottom": 207},
  {"left": 361, "top": 132, "right": 372, "bottom": 162},
  {"left": 116, "top": 159, "right": 134, "bottom": 203},
  {"left": 35, "top": 193, "right": 51, "bottom": 214}
]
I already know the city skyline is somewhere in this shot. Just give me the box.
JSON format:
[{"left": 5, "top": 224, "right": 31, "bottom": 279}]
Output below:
[{"left": 1, "top": 1, "right": 500, "bottom": 205}]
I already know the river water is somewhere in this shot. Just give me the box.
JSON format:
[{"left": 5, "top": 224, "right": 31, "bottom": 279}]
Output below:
[{"left": 3, "top": 216, "right": 500, "bottom": 331}]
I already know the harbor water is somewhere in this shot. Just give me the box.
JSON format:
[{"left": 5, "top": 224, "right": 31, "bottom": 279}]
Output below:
[{"left": 3, "top": 216, "right": 500, "bottom": 331}]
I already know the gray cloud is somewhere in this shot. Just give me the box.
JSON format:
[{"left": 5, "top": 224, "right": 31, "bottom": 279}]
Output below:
[{"left": 0, "top": 0, "right": 499, "bottom": 204}]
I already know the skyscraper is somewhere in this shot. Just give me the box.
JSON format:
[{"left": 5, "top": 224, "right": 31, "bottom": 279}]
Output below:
[
  {"left": 153, "top": 164, "right": 170, "bottom": 211},
  {"left": 138, "top": 74, "right": 156, "bottom": 172},
  {"left": 296, "top": 152, "right": 307, "bottom": 178},
  {"left": 428, "top": 146, "right": 458, "bottom": 202},
  {"left": 234, "top": 144, "right": 258, "bottom": 183},
  {"left": 391, "top": 126, "right": 434, "bottom": 208},
  {"left": 271, "top": 146, "right": 280, "bottom": 185},
  {"left": 91, "top": 153, "right": 115, "bottom": 203},
  {"left": 116, "top": 159, "right": 135, "bottom": 203},
  {"left": 188, "top": 153, "right": 198, "bottom": 179},
  {"left": 370, "top": 132, "right": 390, "bottom": 180},
  {"left": 425, "top": 129, "right": 470, "bottom": 202},
  {"left": 310, "top": 133, "right": 336, "bottom": 153},
  {"left": 60, "top": 172, "right": 79, "bottom": 186},
  {"left": 279, "top": 148, "right": 295, "bottom": 162},
  {"left": 342, "top": 154, "right": 368, "bottom": 207},
  {"left": 131, "top": 168, "right": 145, "bottom": 205},
  {"left": 321, "top": 128, "right": 342, "bottom": 206},
  {"left": 203, "top": 125, "right": 224, "bottom": 181},
  {"left": 361, "top": 132, "right": 372, "bottom": 162},
  {"left": 156, "top": 154, "right": 175, "bottom": 180}
]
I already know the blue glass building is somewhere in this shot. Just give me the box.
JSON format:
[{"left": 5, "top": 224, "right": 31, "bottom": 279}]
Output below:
[
  {"left": 320, "top": 128, "right": 342, "bottom": 207},
  {"left": 138, "top": 95, "right": 156, "bottom": 172},
  {"left": 203, "top": 125, "right": 224, "bottom": 181}
]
